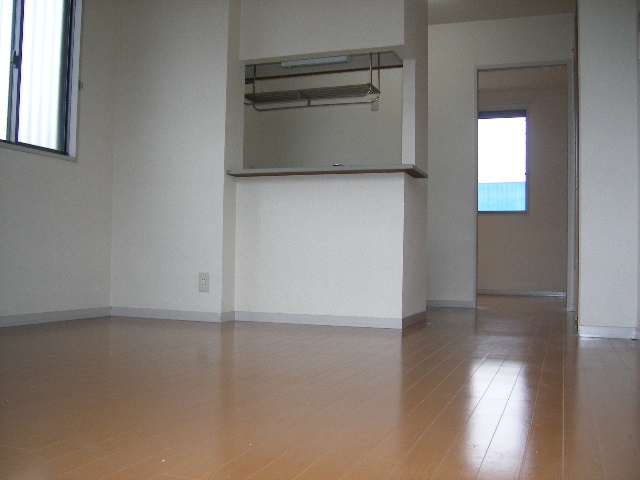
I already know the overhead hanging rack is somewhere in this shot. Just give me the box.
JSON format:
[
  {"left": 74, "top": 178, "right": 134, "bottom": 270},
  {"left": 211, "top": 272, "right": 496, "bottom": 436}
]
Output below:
[{"left": 244, "top": 52, "right": 386, "bottom": 111}]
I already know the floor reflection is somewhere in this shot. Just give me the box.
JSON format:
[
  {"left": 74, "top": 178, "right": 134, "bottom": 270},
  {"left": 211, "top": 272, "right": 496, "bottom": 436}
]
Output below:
[{"left": 397, "top": 295, "right": 570, "bottom": 479}]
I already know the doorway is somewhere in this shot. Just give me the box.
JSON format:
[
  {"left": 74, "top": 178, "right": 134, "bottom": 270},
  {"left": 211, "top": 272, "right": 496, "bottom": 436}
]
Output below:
[{"left": 475, "top": 65, "right": 577, "bottom": 312}]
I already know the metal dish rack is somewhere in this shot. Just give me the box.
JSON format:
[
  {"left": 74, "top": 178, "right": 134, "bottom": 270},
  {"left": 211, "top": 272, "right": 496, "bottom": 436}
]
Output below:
[{"left": 244, "top": 53, "right": 382, "bottom": 111}]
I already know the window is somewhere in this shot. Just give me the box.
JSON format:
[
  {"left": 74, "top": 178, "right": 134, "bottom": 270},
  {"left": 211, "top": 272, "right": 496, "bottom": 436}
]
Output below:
[
  {"left": 0, "top": 0, "right": 80, "bottom": 155},
  {"left": 478, "top": 110, "right": 527, "bottom": 212}
]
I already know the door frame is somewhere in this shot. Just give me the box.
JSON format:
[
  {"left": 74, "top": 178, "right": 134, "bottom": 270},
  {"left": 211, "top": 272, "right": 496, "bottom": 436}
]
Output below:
[{"left": 473, "top": 60, "right": 577, "bottom": 312}]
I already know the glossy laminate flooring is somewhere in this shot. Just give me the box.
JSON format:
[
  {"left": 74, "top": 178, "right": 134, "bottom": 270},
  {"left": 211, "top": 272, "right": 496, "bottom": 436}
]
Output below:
[{"left": 1, "top": 296, "right": 639, "bottom": 480}]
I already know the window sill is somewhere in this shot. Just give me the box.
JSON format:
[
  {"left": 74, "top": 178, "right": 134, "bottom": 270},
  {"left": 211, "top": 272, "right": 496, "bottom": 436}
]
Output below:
[{"left": 0, "top": 141, "right": 76, "bottom": 163}]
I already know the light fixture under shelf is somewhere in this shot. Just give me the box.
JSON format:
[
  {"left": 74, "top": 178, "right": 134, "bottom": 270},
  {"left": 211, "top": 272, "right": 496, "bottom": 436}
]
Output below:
[{"left": 281, "top": 56, "right": 348, "bottom": 68}]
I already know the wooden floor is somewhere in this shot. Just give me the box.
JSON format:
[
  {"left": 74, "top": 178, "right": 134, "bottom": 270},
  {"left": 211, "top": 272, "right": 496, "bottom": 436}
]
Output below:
[{"left": 1, "top": 296, "right": 639, "bottom": 480}]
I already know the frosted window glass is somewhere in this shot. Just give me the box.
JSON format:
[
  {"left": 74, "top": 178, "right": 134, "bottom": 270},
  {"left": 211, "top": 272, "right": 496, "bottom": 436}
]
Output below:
[{"left": 17, "top": 0, "right": 68, "bottom": 150}]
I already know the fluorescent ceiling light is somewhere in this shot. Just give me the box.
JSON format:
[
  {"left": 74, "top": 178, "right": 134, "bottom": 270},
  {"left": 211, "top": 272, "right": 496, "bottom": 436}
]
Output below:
[{"left": 281, "top": 56, "right": 349, "bottom": 68}]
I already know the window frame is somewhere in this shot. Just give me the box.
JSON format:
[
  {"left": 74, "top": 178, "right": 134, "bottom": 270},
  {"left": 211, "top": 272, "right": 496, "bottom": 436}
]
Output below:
[
  {"left": 477, "top": 109, "right": 529, "bottom": 214},
  {"left": 0, "top": 0, "right": 82, "bottom": 159}
]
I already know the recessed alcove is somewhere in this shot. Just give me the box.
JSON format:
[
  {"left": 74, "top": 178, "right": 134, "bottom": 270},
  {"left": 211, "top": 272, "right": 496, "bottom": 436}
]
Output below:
[{"left": 241, "top": 52, "right": 405, "bottom": 172}]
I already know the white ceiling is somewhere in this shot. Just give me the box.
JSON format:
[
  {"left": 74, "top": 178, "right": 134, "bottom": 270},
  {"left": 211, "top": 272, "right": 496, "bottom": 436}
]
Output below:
[{"left": 428, "top": 0, "right": 576, "bottom": 25}]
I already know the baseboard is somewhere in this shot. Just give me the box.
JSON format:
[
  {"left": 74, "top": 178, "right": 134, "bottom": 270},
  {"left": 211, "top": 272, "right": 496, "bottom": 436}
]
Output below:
[
  {"left": 110, "top": 307, "right": 221, "bottom": 323},
  {"left": 578, "top": 325, "right": 638, "bottom": 340},
  {"left": 477, "top": 290, "right": 567, "bottom": 297},
  {"left": 425, "top": 300, "right": 476, "bottom": 308},
  {"left": 234, "top": 311, "right": 403, "bottom": 329},
  {"left": 4, "top": 307, "right": 633, "bottom": 338},
  {"left": 1, "top": 308, "right": 420, "bottom": 330},
  {"left": 0, "top": 307, "right": 111, "bottom": 328}
]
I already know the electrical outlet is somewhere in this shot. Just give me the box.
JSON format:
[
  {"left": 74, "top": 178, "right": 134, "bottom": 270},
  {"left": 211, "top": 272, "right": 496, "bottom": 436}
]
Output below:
[{"left": 198, "top": 272, "right": 209, "bottom": 292}]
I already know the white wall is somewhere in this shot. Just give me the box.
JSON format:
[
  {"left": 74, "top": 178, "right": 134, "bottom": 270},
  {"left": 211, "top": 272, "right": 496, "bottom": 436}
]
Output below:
[
  {"left": 239, "top": 0, "right": 404, "bottom": 62},
  {"left": 221, "top": 0, "right": 244, "bottom": 319},
  {"left": 398, "top": 3, "right": 429, "bottom": 314},
  {"left": 426, "top": 14, "right": 574, "bottom": 307},
  {"left": 109, "top": 1, "right": 232, "bottom": 320},
  {"left": 243, "top": 69, "right": 403, "bottom": 168},
  {"left": 578, "top": 0, "right": 639, "bottom": 334},
  {"left": 477, "top": 86, "right": 568, "bottom": 294},
  {"left": 1, "top": 0, "right": 428, "bottom": 329},
  {"left": 0, "top": 0, "right": 116, "bottom": 324},
  {"left": 235, "top": 0, "right": 428, "bottom": 327},
  {"left": 402, "top": 0, "right": 428, "bottom": 172},
  {"left": 403, "top": 176, "right": 428, "bottom": 318},
  {"left": 234, "top": 175, "right": 406, "bottom": 325}
]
